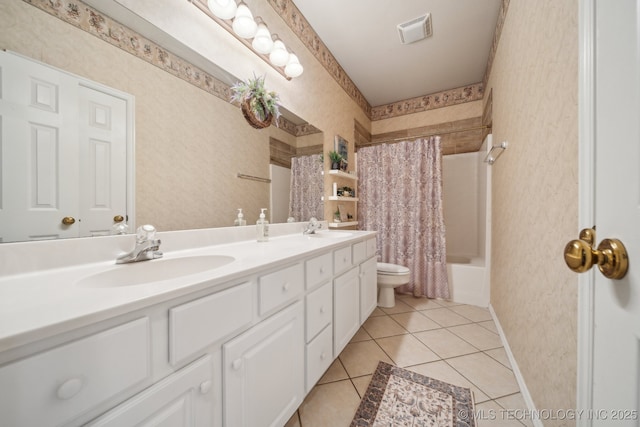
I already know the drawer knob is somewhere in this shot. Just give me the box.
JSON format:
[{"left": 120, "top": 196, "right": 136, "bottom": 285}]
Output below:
[
  {"left": 320, "top": 306, "right": 325, "bottom": 314},
  {"left": 232, "top": 359, "right": 242, "bottom": 370},
  {"left": 319, "top": 267, "right": 325, "bottom": 274},
  {"left": 199, "top": 380, "right": 212, "bottom": 394},
  {"left": 320, "top": 352, "right": 326, "bottom": 360},
  {"left": 282, "top": 282, "right": 290, "bottom": 292},
  {"left": 57, "top": 377, "right": 84, "bottom": 400}
]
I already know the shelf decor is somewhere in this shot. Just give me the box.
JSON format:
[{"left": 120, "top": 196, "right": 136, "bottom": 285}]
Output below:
[{"left": 230, "top": 74, "right": 281, "bottom": 129}]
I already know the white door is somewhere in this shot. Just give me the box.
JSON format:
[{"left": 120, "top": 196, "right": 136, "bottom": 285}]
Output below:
[
  {"left": 78, "top": 85, "right": 128, "bottom": 237},
  {"left": 0, "top": 51, "right": 80, "bottom": 241},
  {"left": 578, "top": 0, "right": 640, "bottom": 423}
]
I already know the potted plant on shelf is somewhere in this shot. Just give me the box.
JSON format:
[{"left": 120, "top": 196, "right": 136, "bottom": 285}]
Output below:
[
  {"left": 328, "top": 150, "right": 342, "bottom": 170},
  {"left": 230, "top": 74, "right": 281, "bottom": 129}
]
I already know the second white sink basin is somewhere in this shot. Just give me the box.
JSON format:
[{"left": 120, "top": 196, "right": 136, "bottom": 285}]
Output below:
[{"left": 77, "top": 255, "right": 235, "bottom": 288}]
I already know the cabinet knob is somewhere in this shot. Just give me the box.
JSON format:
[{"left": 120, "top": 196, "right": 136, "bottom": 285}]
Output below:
[
  {"left": 232, "top": 359, "right": 242, "bottom": 370},
  {"left": 282, "top": 282, "right": 290, "bottom": 292},
  {"left": 199, "top": 380, "right": 212, "bottom": 394},
  {"left": 57, "top": 377, "right": 84, "bottom": 400},
  {"left": 320, "top": 306, "right": 325, "bottom": 314},
  {"left": 319, "top": 267, "right": 325, "bottom": 274},
  {"left": 320, "top": 352, "right": 326, "bottom": 360}
]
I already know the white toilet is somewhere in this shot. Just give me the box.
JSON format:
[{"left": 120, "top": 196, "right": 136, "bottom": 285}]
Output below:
[{"left": 376, "top": 262, "right": 411, "bottom": 308}]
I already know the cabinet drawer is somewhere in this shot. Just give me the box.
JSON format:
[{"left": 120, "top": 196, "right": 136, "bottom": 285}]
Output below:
[
  {"left": 259, "top": 263, "right": 304, "bottom": 315},
  {"left": 352, "top": 241, "right": 367, "bottom": 264},
  {"left": 305, "top": 325, "right": 333, "bottom": 393},
  {"left": 0, "top": 318, "right": 150, "bottom": 427},
  {"left": 333, "top": 246, "right": 352, "bottom": 275},
  {"left": 305, "top": 281, "right": 332, "bottom": 342},
  {"left": 170, "top": 281, "right": 253, "bottom": 365},
  {"left": 305, "top": 252, "right": 332, "bottom": 289},
  {"left": 366, "top": 237, "right": 377, "bottom": 258}
]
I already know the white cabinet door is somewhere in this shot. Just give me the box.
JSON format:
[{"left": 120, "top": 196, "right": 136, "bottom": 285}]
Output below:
[
  {"left": 333, "top": 267, "right": 360, "bottom": 358},
  {"left": 87, "top": 355, "right": 214, "bottom": 427},
  {"left": 359, "top": 257, "right": 377, "bottom": 324},
  {"left": 223, "top": 301, "right": 304, "bottom": 427}
]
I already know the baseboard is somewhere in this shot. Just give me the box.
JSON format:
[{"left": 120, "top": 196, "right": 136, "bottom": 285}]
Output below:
[{"left": 488, "top": 304, "right": 544, "bottom": 427}]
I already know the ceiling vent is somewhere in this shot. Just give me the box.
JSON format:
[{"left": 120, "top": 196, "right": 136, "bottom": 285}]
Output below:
[{"left": 397, "top": 13, "right": 432, "bottom": 44}]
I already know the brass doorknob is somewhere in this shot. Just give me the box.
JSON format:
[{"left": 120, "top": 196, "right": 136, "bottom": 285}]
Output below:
[
  {"left": 564, "top": 228, "right": 628, "bottom": 279},
  {"left": 61, "top": 216, "right": 76, "bottom": 225},
  {"left": 113, "top": 215, "right": 124, "bottom": 223}
]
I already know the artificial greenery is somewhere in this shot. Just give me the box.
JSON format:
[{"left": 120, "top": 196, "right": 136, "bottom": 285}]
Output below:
[
  {"left": 230, "top": 74, "right": 281, "bottom": 124},
  {"left": 328, "top": 150, "right": 342, "bottom": 163}
]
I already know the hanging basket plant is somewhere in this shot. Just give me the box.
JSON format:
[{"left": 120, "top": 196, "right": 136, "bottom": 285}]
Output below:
[{"left": 230, "top": 74, "right": 281, "bottom": 129}]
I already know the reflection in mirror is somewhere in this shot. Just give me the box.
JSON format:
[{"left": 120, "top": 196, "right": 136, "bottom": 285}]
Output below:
[{"left": 0, "top": 0, "right": 324, "bottom": 243}]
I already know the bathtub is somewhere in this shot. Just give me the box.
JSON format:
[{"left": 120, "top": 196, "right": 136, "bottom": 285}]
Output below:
[{"left": 446, "top": 255, "right": 490, "bottom": 307}]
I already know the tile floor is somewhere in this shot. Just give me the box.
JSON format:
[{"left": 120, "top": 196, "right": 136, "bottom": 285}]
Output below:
[{"left": 284, "top": 295, "right": 533, "bottom": 427}]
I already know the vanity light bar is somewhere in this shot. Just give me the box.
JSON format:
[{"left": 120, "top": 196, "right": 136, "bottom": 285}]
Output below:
[{"left": 190, "top": 0, "right": 303, "bottom": 80}]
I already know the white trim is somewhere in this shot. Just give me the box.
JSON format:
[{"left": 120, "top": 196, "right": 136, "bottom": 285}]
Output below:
[
  {"left": 488, "top": 304, "right": 543, "bottom": 427},
  {"left": 577, "top": 0, "right": 596, "bottom": 423}
]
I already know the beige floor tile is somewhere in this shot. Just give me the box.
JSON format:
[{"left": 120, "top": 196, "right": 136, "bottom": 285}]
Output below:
[
  {"left": 413, "top": 328, "right": 479, "bottom": 359},
  {"left": 349, "top": 327, "right": 372, "bottom": 343},
  {"left": 447, "top": 353, "right": 520, "bottom": 399},
  {"left": 495, "top": 394, "right": 534, "bottom": 427},
  {"left": 298, "top": 380, "right": 361, "bottom": 427},
  {"left": 478, "top": 320, "right": 499, "bottom": 334},
  {"left": 432, "top": 299, "right": 462, "bottom": 307},
  {"left": 339, "top": 339, "right": 393, "bottom": 377},
  {"left": 397, "top": 295, "right": 443, "bottom": 310},
  {"left": 390, "top": 311, "right": 442, "bottom": 333},
  {"left": 407, "top": 360, "right": 490, "bottom": 403},
  {"left": 420, "top": 307, "right": 473, "bottom": 327},
  {"left": 450, "top": 304, "right": 494, "bottom": 322},
  {"left": 284, "top": 411, "right": 301, "bottom": 427},
  {"left": 318, "top": 359, "right": 349, "bottom": 384},
  {"left": 369, "top": 307, "right": 386, "bottom": 317},
  {"left": 379, "top": 299, "right": 415, "bottom": 314},
  {"left": 375, "top": 334, "right": 440, "bottom": 367},
  {"left": 475, "top": 400, "right": 527, "bottom": 427},
  {"left": 448, "top": 323, "right": 503, "bottom": 351},
  {"left": 484, "top": 348, "right": 512, "bottom": 370},
  {"left": 362, "top": 315, "right": 408, "bottom": 338},
  {"left": 351, "top": 374, "right": 373, "bottom": 398}
]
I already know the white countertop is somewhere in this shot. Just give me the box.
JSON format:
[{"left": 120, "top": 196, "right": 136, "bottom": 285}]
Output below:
[{"left": 0, "top": 225, "right": 376, "bottom": 353}]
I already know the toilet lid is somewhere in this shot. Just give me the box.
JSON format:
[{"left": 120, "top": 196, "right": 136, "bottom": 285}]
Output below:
[{"left": 377, "top": 262, "right": 410, "bottom": 275}]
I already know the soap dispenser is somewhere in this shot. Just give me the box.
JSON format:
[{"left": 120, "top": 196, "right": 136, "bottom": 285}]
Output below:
[
  {"left": 234, "top": 208, "right": 246, "bottom": 226},
  {"left": 256, "top": 208, "right": 269, "bottom": 242}
]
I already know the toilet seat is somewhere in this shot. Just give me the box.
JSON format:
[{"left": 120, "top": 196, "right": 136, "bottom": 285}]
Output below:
[{"left": 377, "top": 262, "right": 410, "bottom": 275}]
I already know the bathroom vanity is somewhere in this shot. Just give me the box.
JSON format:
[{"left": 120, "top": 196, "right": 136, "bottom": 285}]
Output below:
[{"left": 0, "top": 224, "right": 377, "bottom": 426}]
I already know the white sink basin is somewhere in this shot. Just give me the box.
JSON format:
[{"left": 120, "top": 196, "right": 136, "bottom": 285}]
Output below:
[
  {"left": 77, "top": 255, "right": 235, "bottom": 288},
  {"left": 308, "top": 231, "right": 353, "bottom": 239}
]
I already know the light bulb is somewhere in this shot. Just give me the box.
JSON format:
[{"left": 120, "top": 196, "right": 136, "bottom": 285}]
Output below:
[
  {"left": 269, "top": 39, "right": 289, "bottom": 67},
  {"left": 284, "top": 53, "right": 303, "bottom": 78},
  {"left": 232, "top": 4, "right": 257, "bottom": 39},
  {"left": 252, "top": 23, "right": 274, "bottom": 54},
  {"left": 207, "top": 0, "right": 237, "bottom": 20}
]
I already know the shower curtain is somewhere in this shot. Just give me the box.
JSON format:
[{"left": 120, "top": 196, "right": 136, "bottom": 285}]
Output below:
[
  {"left": 357, "top": 136, "right": 449, "bottom": 299},
  {"left": 289, "top": 154, "right": 324, "bottom": 222}
]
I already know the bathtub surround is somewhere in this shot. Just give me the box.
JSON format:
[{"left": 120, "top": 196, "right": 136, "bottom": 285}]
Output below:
[{"left": 358, "top": 137, "right": 449, "bottom": 299}]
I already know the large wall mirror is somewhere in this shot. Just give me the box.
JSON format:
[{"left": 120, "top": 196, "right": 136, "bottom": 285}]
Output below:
[{"left": 0, "top": 0, "right": 323, "bottom": 244}]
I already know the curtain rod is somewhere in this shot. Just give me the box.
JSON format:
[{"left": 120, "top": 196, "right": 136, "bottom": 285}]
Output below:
[{"left": 370, "top": 125, "right": 491, "bottom": 144}]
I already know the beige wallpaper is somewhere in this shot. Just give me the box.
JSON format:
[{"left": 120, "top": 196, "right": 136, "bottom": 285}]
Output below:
[{"left": 485, "top": 0, "right": 579, "bottom": 420}]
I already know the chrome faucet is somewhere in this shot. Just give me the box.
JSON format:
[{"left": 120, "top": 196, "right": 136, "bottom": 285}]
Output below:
[
  {"left": 116, "top": 225, "right": 163, "bottom": 264},
  {"left": 303, "top": 217, "right": 323, "bottom": 235}
]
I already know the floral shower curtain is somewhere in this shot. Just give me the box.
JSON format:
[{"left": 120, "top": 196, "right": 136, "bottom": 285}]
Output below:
[
  {"left": 357, "top": 136, "right": 449, "bottom": 299},
  {"left": 289, "top": 154, "right": 324, "bottom": 222}
]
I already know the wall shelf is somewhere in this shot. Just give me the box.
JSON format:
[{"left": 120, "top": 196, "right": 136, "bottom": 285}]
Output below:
[
  {"left": 327, "top": 196, "right": 358, "bottom": 202},
  {"left": 329, "top": 221, "right": 358, "bottom": 228},
  {"left": 323, "top": 170, "right": 358, "bottom": 181}
]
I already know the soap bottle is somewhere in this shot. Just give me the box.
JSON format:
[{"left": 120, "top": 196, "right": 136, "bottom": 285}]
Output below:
[
  {"left": 234, "top": 208, "right": 246, "bottom": 226},
  {"left": 256, "top": 208, "right": 269, "bottom": 242}
]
